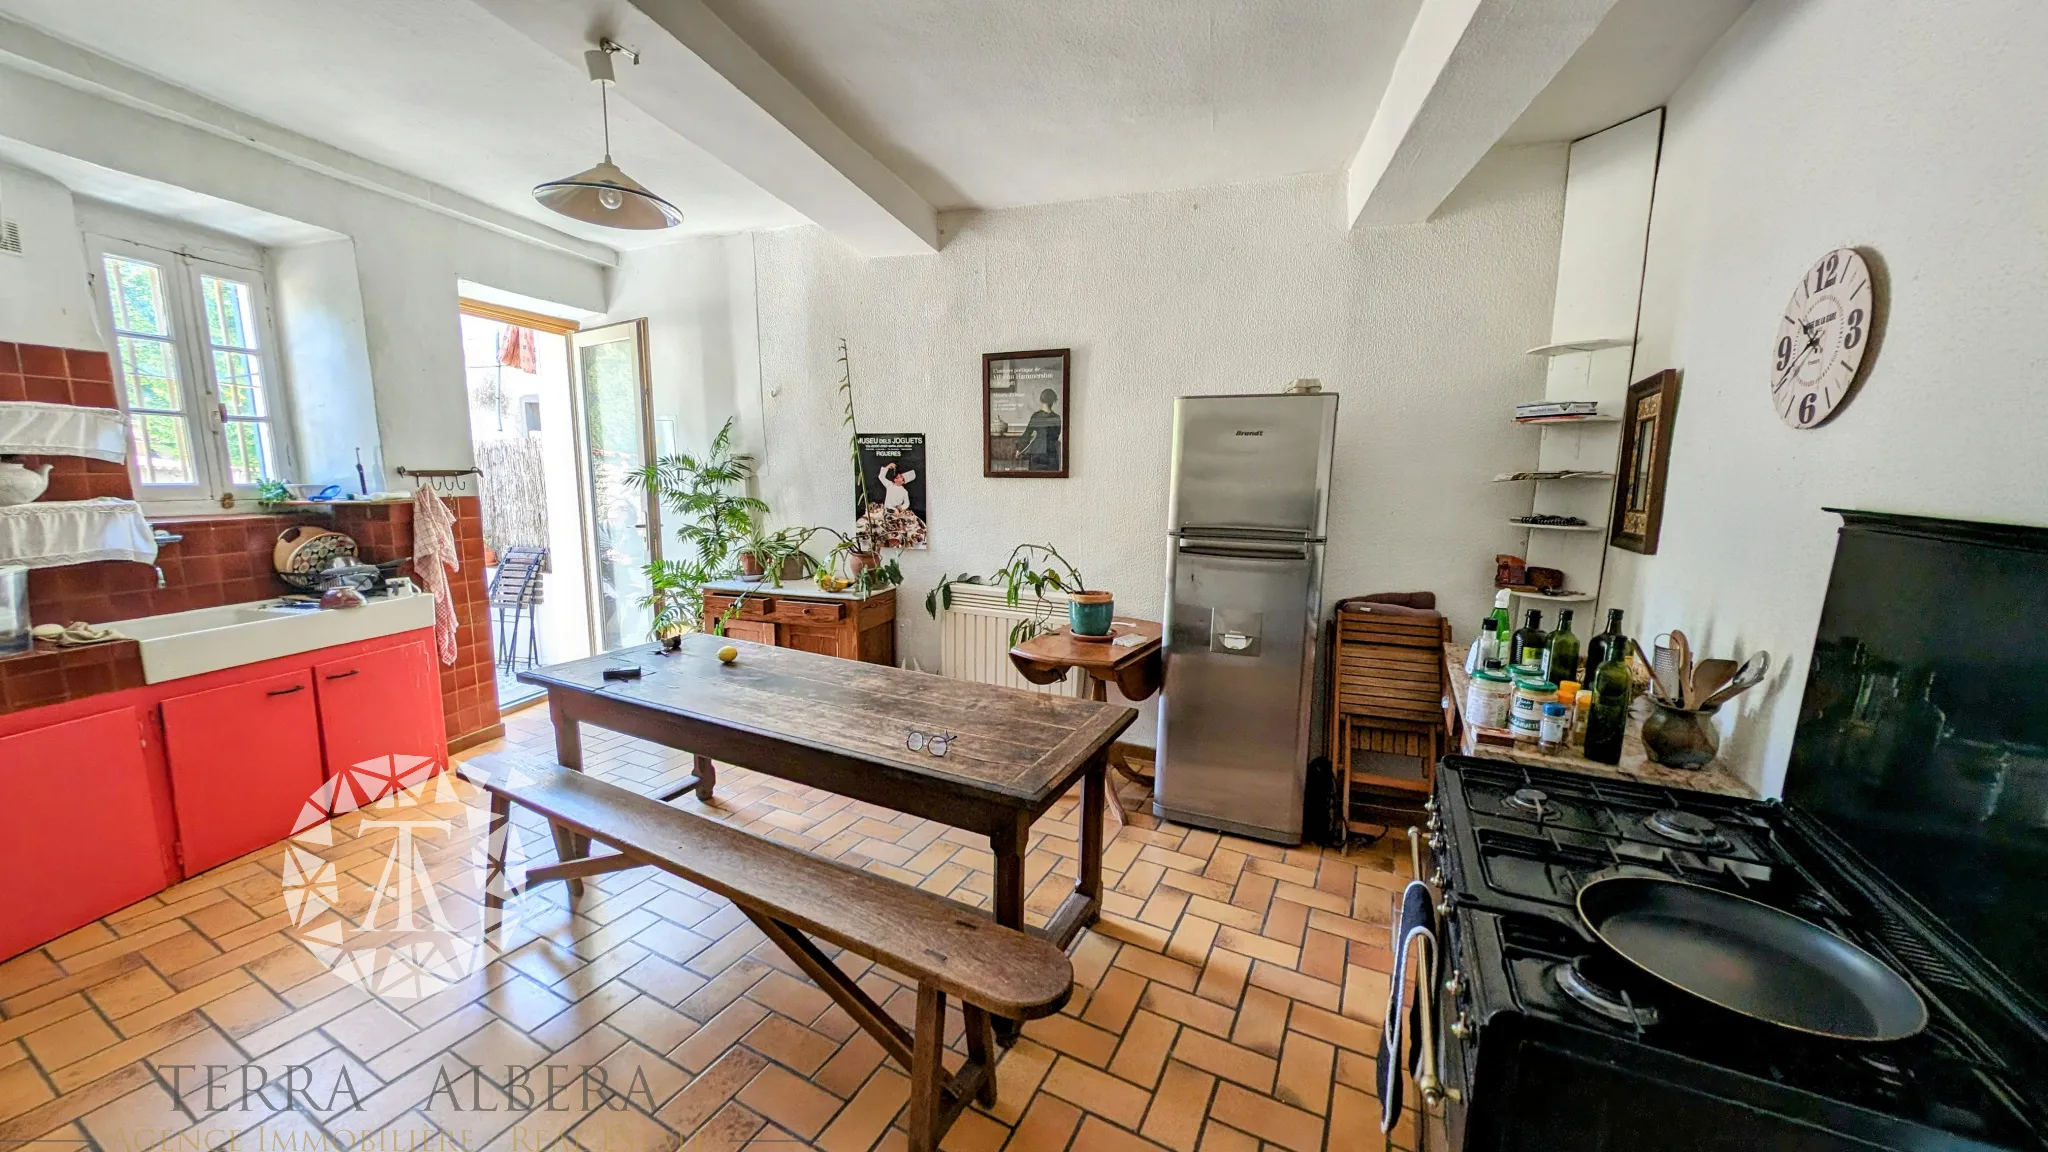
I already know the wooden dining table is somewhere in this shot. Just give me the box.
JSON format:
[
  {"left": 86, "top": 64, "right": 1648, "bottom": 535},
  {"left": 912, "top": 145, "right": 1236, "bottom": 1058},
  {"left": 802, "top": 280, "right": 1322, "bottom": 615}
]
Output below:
[{"left": 518, "top": 632, "right": 1138, "bottom": 954}]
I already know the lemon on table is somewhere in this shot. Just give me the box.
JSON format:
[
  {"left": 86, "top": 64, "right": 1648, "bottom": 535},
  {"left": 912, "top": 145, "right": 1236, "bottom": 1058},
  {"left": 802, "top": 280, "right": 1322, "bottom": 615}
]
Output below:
[{"left": 716, "top": 645, "right": 739, "bottom": 663}]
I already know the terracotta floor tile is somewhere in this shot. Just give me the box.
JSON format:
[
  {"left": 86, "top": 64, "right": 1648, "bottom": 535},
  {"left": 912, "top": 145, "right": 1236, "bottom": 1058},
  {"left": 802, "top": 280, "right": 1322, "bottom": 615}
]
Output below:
[
  {"left": 7, "top": 711, "right": 1423, "bottom": 1152},
  {"left": 1040, "top": 1055, "right": 1151, "bottom": 1128},
  {"left": 569, "top": 1100, "right": 682, "bottom": 1151},
  {"left": 741, "top": 1013, "right": 841, "bottom": 1077},
  {"left": 23, "top": 1005, "right": 118, "bottom": 1071},
  {"left": 815, "top": 1065, "right": 907, "bottom": 1152},
  {"left": 1207, "top": 1082, "right": 1322, "bottom": 1152},
  {"left": 1105, "top": 1010, "right": 1177, "bottom": 1090},
  {"left": 1171, "top": 1030, "right": 1277, "bottom": 1094},
  {"left": 1140, "top": 1060, "right": 1215, "bottom": 1152}
]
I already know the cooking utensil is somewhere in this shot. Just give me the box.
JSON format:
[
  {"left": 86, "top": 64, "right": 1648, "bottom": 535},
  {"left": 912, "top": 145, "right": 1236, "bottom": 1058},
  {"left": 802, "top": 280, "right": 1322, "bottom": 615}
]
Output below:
[
  {"left": 1576, "top": 875, "right": 1927, "bottom": 1040},
  {"left": 1700, "top": 651, "right": 1771, "bottom": 709},
  {"left": 1651, "top": 634, "right": 1682, "bottom": 703},
  {"left": 1669, "top": 630, "right": 1695, "bottom": 707},
  {"left": 1691, "top": 658, "right": 1739, "bottom": 705},
  {"left": 1631, "top": 639, "right": 1677, "bottom": 706}
]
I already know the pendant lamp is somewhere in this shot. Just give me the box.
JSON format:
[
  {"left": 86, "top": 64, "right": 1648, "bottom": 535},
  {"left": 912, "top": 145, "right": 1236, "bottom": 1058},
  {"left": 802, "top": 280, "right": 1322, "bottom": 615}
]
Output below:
[{"left": 534, "top": 43, "right": 682, "bottom": 230}]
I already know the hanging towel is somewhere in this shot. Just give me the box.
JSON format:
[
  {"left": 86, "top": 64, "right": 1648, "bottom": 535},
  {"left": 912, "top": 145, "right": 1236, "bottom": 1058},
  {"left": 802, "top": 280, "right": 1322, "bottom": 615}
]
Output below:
[
  {"left": 497, "top": 326, "right": 538, "bottom": 374},
  {"left": 1377, "top": 878, "right": 1439, "bottom": 1132},
  {"left": 413, "top": 484, "right": 461, "bottom": 665}
]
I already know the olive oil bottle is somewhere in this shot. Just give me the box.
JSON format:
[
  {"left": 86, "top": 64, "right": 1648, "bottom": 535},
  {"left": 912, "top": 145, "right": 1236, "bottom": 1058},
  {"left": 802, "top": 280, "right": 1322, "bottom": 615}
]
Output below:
[{"left": 1544, "top": 609, "right": 1580, "bottom": 683}]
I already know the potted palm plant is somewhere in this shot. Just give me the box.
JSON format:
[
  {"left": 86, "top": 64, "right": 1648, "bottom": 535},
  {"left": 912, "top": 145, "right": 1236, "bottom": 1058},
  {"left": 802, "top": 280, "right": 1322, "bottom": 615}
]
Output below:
[
  {"left": 631, "top": 417, "right": 768, "bottom": 644},
  {"left": 926, "top": 543, "right": 1112, "bottom": 645}
]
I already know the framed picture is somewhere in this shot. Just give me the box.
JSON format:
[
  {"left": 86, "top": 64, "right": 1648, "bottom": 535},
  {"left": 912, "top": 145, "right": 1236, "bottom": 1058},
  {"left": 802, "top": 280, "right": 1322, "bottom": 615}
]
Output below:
[
  {"left": 1609, "top": 369, "right": 1681, "bottom": 555},
  {"left": 983, "top": 349, "right": 1070, "bottom": 477},
  {"left": 854, "top": 433, "right": 929, "bottom": 549}
]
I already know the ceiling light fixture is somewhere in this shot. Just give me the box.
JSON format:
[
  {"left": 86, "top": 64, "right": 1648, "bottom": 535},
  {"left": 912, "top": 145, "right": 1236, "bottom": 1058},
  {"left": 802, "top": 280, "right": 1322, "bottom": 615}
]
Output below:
[{"left": 533, "top": 39, "right": 682, "bottom": 230}]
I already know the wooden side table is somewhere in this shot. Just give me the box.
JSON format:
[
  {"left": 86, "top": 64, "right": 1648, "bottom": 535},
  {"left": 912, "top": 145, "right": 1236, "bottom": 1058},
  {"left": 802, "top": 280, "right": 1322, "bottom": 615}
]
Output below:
[{"left": 1010, "top": 618, "right": 1163, "bottom": 818}]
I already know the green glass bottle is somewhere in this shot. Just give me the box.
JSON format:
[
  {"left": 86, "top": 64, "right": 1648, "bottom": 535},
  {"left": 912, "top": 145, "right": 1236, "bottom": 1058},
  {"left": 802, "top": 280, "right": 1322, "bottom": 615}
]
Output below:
[
  {"left": 1584, "top": 641, "right": 1634, "bottom": 764},
  {"left": 1510, "top": 610, "right": 1547, "bottom": 675},
  {"left": 1544, "top": 609, "right": 1580, "bottom": 684}
]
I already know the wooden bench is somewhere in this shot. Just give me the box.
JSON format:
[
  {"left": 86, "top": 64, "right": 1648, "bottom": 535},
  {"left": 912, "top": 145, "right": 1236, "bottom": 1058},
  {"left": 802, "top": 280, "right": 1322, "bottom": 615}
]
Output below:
[{"left": 458, "top": 756, "right": 1074, "bottom": 1152}]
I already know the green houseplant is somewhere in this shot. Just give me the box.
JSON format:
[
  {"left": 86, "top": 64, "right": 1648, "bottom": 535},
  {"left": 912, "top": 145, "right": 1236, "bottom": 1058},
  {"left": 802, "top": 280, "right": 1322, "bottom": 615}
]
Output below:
[
  {"left": 632, "top": 417, "right": 768, "bottom": 639},
  {"left": 926, "top": 543, "right": 1112, "bottom": 645}
]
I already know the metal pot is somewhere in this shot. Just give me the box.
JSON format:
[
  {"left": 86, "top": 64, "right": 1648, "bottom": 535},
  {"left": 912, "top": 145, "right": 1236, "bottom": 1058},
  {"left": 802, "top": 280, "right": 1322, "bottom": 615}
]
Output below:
[{"left": 1641, "top": 701, "right": 1720, "bottom": 769}]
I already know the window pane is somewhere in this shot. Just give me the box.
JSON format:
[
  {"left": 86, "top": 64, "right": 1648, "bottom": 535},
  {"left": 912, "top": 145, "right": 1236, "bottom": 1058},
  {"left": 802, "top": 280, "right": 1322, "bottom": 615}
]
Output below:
[
  {"left": 102, "top": 256, "right": 171, "bottom": 336},
  {"left": 129, "top": 413, "right": 197, "bottom": 485},
  {"left": 117, "top": 337, "right": 183, "bottom": 412},
  {"left": 213, "top": 351, "right": 269, "bottom": 417},
  {"left": 201, "top": 276, "right": 258, "bottom": 350},
  {"left": 222, "top": 420, "right": 275, "bottom": 485}
]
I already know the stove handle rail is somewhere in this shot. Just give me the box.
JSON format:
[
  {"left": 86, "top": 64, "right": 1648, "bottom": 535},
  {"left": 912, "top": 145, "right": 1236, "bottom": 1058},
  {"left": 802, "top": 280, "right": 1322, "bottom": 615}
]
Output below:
[{"left": 1409, "top": 826, "right": 1465, "bottom": 1114}]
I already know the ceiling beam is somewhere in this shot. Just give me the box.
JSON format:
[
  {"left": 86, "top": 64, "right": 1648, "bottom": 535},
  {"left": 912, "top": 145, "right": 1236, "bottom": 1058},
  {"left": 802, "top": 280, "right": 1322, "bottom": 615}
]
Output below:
[
  {"left": 475, "top": 0, "right": 939, "bottom": 257},
  {"left": 1346, "top": 0, "right": 1620, "bottom": 228}
]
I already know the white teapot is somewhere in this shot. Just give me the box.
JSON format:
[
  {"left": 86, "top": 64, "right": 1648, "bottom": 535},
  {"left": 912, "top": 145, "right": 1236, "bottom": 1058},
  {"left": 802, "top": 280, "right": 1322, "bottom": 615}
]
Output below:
[{"left": 0, "top": 462, "right": 54, "bottom": 507}]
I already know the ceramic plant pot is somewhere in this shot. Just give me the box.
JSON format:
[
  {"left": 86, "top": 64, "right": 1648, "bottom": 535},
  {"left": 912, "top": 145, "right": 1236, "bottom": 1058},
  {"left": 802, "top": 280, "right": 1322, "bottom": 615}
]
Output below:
[
  {"left": 848, "top": 550, "right": 881, "bottom": 577},
  {"left": 738, "top": 553, "right": 766, "bottom": 578},
  {"left": 1068, "top": 590, "right": 1115, "bottom": 636},
  {"left": 0, "top": 462, "right": 53, "bottom": 507},
  {"left": 1641, "top": 702, "right": 1721, "bottom": 770}
]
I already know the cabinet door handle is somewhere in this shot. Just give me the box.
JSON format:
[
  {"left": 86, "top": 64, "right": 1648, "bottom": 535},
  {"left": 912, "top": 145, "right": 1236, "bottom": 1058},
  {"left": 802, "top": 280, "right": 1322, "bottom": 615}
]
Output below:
[
  {"left": 325, "top": 669, "right": 360, "bottom": 681},
  {"left": 266, "top": 684, "right": 306, "bottom": 697}
]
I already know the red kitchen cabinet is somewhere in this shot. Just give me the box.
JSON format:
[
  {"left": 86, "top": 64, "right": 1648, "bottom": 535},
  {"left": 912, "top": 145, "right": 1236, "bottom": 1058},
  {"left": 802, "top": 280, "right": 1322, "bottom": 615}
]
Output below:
[
  {"left": 0, "top": 708, "right": 174, "bottom": 959},
  {"left": 314, "top": 640, "right": 446, "bottom": 803},
  {"left": 160, "top": 669, "right": 325, "bottom": 876}
]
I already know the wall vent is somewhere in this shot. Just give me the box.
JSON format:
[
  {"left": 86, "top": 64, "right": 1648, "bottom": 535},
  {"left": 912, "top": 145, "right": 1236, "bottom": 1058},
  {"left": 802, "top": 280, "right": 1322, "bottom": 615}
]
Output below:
[{"left": 0, "top": 218, "right": 21, "bottom": 257}]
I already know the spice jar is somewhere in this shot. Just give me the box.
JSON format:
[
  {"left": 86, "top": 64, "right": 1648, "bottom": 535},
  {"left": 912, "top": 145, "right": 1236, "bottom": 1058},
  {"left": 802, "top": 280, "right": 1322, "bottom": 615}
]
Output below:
[
  {"left": 1465, "top": 664, "right": 1513, "bottom": 730},
  {"left": 1539, "top": 702, "right": 1569, "bottom": 751},
  {"left": 1511, "top": 675, "right": 1559, "bottom": 739}
]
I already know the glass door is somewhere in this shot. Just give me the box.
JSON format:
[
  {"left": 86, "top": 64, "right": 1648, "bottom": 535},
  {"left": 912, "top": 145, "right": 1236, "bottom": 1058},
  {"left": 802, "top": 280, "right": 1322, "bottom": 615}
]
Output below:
[{"left": 569, "top": 320, "right": 660, "bottom": 651}]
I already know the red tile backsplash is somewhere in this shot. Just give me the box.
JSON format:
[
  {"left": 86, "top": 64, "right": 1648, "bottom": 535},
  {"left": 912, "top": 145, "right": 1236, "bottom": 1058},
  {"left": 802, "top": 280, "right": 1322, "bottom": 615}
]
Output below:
[
  {"left": 4, "top": 341, "right": 500, "bottom": 742},
  {"left": 0, "top": 640, "right": 146, "bottom": 717}
]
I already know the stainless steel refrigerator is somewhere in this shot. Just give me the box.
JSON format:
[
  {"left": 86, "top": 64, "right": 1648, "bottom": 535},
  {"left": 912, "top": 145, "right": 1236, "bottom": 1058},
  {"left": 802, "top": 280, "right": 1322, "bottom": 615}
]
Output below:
[{"left": 1155, "top": 392, "right": 1339, "bottom": 844}]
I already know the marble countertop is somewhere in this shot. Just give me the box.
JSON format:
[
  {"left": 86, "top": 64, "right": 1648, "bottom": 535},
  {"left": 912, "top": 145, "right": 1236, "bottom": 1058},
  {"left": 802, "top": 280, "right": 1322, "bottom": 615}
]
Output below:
[
  {"left": 1444, "top": 644, "right": 1755, "bottom": 799},
  {"left": 702, "top": 577, "right": 890, "bottom": 603}
]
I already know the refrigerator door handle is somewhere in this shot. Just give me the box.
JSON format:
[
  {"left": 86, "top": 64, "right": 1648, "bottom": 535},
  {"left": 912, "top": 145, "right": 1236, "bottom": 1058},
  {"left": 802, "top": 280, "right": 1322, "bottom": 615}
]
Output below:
[{"left": 1175, "top": 537, "right": 1313, "bottom": 562}]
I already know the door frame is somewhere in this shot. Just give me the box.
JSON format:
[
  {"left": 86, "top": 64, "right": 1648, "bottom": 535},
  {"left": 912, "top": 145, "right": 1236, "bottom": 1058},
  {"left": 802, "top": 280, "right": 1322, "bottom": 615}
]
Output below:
[
  {"left": 567, "top": 318, "right": 662, "bottom": 651},
  {"left": 457, "top": 300, "right": 601, "bottom": 662}
]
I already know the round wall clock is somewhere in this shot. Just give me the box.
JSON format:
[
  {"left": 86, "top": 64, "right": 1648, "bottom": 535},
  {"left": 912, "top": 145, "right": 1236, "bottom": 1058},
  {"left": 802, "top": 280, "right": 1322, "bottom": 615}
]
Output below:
[{"left": 1772, "top": 247, "right": 1876, "bottom": 428}]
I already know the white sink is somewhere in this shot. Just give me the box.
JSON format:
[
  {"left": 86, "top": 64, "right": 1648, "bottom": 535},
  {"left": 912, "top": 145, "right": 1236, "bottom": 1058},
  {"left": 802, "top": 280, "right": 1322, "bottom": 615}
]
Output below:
[{"left": 107, "top": 586, "right": 437, "bottom": 684}]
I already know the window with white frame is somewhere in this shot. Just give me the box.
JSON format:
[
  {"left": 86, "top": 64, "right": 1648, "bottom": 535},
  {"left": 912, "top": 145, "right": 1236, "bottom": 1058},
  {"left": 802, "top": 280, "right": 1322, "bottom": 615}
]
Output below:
[{"left": 88, "top": 231, "right": 293, "bottom": 512}]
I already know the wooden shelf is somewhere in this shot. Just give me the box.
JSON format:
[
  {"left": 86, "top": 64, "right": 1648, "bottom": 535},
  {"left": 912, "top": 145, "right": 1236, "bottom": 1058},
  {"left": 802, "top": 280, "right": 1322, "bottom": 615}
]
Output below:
[
  {"left": 1509, "top": 521, "right": 1602, "bottom": 532},
  {"left": 1498, "top": 589, "right": 1599, "bottom": 602},
  {"left": 1525, "top": 337, "right": 1634, "bottom": 357},
  {"left": 1491, "top": 471, "right": 1614, "bottom": 483}
]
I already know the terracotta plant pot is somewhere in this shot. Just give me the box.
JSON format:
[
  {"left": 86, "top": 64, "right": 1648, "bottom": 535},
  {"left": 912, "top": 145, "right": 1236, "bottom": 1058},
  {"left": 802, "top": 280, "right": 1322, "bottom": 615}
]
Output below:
[
  {"left": 780, "top": 555, "right": 808, "bottom": 582},
  {"left": 738, "top": 553, "right": 766, "bottom": 578},
  {"left": 848, "top": 550, "right": 881, "bottom": 577},
  {"left": 1068, "top": 590, "right": 1115, "bottom": 636},
  {"left": 1641, "top": 702, "right": 1721, "bottom": 769}
]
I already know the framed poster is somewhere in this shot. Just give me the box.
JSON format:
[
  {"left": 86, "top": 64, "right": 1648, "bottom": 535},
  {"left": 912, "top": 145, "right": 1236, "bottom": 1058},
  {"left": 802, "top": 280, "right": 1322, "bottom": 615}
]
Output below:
[
  {"left": 1609, "top": 369, "right": 1681, "bottom": 555},
  {"left": 854, "top": 433, "right": 928, "bottom": 549},
  {"left": 983, "top": 349, "right": 1070, "bottom": 477}
]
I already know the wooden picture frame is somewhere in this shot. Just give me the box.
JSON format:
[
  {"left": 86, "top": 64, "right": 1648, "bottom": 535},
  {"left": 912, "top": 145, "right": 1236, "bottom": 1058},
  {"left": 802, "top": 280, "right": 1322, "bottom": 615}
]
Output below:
[
  {"left": 982, "top": 349, "right": 1071, "bottom": 478},
  {"left": 1609, "top": 369, "right": 1681, "bottom": 555}
]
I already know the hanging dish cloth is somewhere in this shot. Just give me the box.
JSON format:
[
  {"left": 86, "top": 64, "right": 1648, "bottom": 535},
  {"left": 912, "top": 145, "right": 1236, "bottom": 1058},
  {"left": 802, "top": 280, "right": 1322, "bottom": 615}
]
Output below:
[
  {"left": 413, "top": 484, "right": 461, "bottom": 665},
  {"left": 497, "top": 325, "right": 538, "bottom": 374}
]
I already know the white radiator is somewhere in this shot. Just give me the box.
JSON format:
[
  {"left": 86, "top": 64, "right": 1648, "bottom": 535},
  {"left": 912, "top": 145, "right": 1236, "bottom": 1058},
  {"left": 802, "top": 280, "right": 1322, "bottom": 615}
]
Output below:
[{"left": 937, "top": 585, "right": 1088, "bottom": 698}]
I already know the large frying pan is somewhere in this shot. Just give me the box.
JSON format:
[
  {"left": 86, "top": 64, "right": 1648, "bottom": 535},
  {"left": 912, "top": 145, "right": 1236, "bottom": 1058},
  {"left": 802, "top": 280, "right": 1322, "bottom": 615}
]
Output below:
[{"left": 1576, "top": 876, "right": 1928, "bottom": 1041}]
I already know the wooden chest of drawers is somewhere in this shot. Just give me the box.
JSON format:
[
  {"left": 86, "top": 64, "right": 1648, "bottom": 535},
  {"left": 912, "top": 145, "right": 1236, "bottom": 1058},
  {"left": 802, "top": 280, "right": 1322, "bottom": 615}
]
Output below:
[{"left": 701, "top": 579, "right": 897, "bottom": 665}]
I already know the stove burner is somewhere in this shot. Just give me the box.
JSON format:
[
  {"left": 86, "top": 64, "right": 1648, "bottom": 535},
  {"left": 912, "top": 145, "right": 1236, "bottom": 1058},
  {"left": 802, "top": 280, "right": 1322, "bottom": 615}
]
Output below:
[
  {"left": 1553, "top": 959, "right": 1660, "bottom": 1028},
  {"left": 1504, "top": 788, "right": 1557, "bottom": 819},
  {"left": 1645, "top": 808, "right": 1726, "bottom": 848}
]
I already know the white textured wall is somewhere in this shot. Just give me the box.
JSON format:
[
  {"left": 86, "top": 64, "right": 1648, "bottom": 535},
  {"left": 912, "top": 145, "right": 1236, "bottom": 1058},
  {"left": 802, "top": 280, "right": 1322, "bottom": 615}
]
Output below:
[
  {"left": 749, "top": 151, "right": 1566, "bottom": 740},
  {"left": 0, "top": 162, "right": 100, "bottom": 349},
  {"left": 603, "top": 235, "right": 764, "bottom": 459},
  {"left": 271, "top": 239, "right": 382, "bottom": 493},
  {"left": 1605, "top": 0, "right": 2048, "bottom": 795}
]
